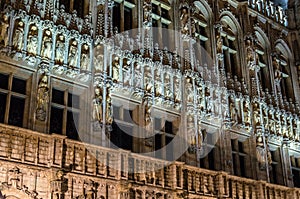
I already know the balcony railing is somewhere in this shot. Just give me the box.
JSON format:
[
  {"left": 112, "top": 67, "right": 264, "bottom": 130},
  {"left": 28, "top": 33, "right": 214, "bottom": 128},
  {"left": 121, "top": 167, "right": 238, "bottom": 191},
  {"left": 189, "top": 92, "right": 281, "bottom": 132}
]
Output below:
[{"left": 0, "top": 123, "right": 299, "bottom": 198}]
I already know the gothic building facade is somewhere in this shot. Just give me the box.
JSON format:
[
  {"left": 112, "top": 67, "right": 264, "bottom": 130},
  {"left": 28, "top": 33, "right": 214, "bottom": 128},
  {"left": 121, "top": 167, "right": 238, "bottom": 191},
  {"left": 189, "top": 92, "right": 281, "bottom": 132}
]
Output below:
[{"left": 0, "top": 0, "right": 300, "bottom": 198}]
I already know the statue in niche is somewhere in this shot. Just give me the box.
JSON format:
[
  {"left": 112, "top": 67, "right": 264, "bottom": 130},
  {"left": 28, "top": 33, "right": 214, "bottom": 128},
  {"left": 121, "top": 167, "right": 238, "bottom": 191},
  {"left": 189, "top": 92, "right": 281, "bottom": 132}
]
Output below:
[
  {"left": 144, "top": 67, "right": 153, "bottom": 93},
  {"left": 245, "top": 39, "right": 257, "bottom": 70},
  {"left": 164, "top": 84, "right": 173, "bottom": 101},
  {"left": 123, "top": 67, "right": 132, "bottom": 86},
  {"left": 229, "top": 96, "right": 237, "bottom": 123},
  {"left": 12, "top": 21, "right": 24, "bottom": 51},
  {"left": 263, "top": 107, "right": 269, "bottom": 132},
  {"left": 55, "top": 34, "right": 65, "bottom": 64},
  {"left": 253, "top": 101, "right": 261, "bottom": 128},
  {"left": 36, "top": 74, "right": 49, "bottom": 122},
  {"left": 143, "top": 97, "right": 152, "bottom": 130},
  {"left": 93, "top": 44, "right": 104, "bottom": 71},
  {"left": 112, "top": 56, "right": 120, "bottom": 83},
  {"left": 197, "top": 83, "right": 204, "bottom": 111},
  {"left": 154, "top": 70, "right": 162, "bottom": 97},
  {"left": 256, "top": 135, "right": 266, "bottom": 168},
  {"left": 134, "top": 63, "right": 142, "bottom": 88},
  {"left": 180, "top": 7, "right": 189, "bottom": 35},
  {"left": 243, "top": 100, "right": 251, "bottom": 129},
  {"left": 41, "top": 30, "right": 52, "bottom": 59},
  {"left": 164, "top": 74, "right": 172, "bottom": 100},
  {"left": 187, "top": 115, "right": 195, "bottom": 146},
  {"left": 216, "top": 34, "right": 223, "bottom": 54},
  {"left": 205, "top": 87, "right": 212, "bottom": 115},
  {"left": 268, "top": 113, "right": 275, "bottom": 135},
  {"left": 92, "top": 86, "right": 103, "bottom": 122},
  {"left": 273, "top": 56, "right": 288, "bottom": 85},
  {"left": 275, "top": 112, "right": 282, "bottom": 136},
  {"left": 94, "top": 54, "right": 104, "bottom": 72},
  {"left": 186, "top": 78, "right": 194, "bottom": 103},
  {"left": 80, "top": 44, "right": 90, "bottom": 71},
  {"left": 174, "top": 78, "right": 181, "bottom": 103},
  {"left": 197, "top": 121, "right": 203, "bottom": 149},
  {"left": 68, "top": 40, "right": 78, "bottom": 67},
  {"left": 0, "top": 14, "right": 9, "bottom": 47},
  {"left": 27, "top": 25, "right": 38, "bottom": 55},
  {"left": 106, "top": 92, "right": 113, "bottom": 125}
]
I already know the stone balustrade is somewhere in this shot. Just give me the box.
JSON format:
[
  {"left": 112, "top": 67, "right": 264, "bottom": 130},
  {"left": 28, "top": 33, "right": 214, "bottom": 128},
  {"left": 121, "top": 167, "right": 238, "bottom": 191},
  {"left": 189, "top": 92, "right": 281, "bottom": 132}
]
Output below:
[{"left": 0, "top": 123, "right": 300, "bottom": 198}]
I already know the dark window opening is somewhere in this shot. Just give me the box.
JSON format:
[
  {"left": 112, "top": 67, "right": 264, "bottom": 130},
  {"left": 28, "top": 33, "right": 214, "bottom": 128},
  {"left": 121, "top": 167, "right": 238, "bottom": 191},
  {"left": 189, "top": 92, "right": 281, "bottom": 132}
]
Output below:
[
  {"left": 12, "top": 77, "right": 26, "bottom": 95},
  {"left": 50, "top": 107, "right": 63, "bottom": 134},
  {"left": 73, "top": 0, "right": 84, "bottom": 18},
  {"left": 113, "top": 2, "right": 121, "bottom": 32},
  {"left": 66, "top": 111, "right": 79, "bottom": 140},
  {"left": 165, "top": 121, "right": 173, "bottom": 134},
  {"left": 60, "top": 0, "right": 71, "bottom": 12},
  {"left": 0, "top": 74, "right": 8, "bottom": 90},
  {"left": 155, "top": 134, "right": 162, "bottom": 158},
  {"left": 8, "top": 96, "right": 25, "bottom": 127},
  {"left": 52, "top": 89, "right": 64, "bottom": 105},
  {"left": 0, "top": 93, "right": 6, "bottom": 123},
  {"left": 68, "top": 93, "right": 80, "bottom": 108},
  {"left": 124, "top": 7, "right": 132, "bottom": 31},
  {"left": 111, "top": 122, "right": 133, "bottom": 151}
]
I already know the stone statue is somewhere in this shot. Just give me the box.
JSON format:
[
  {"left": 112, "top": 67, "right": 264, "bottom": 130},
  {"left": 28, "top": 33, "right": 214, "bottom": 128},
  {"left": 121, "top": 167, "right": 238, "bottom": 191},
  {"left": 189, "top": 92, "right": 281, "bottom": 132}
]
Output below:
[
  {"left": 55, "top": 34, "right": 65, "bottom": 64},
  {"left": 93, "top": 87, "right": 103, "bottom": 122},
  {"left": 123, "top": 67, "right": 132, "bottom": 86},
  {"left": 174, "top": 81, "right": 181, "bottom": 103},
  {"left": 197, "top": 121, "right": 203, "bottom": 148},
  {"left": 180, "top": 7, "right": 189, "bottom": 35},
  {"left": 68, "top": 40, "right": 78, "bottom": 67},
  {"left": 12, "top": 21, "right": 24, "bottom": 51},
  {"left": 27, "top": 25, "right": 38, "bottom": 55},
  {"left": 94, "top": 55, "right": 104, "bottom": 72},
  {"left": 245, "top": 39, "right": 256, "bottom": 70},
  {"left": 112, "top": 56, "right": 120, "bottom": 82},
  {"left": 41, "top": 30, "right": 52, "bottom": 59},
  {"left": 106, "top": 93, "right": 113, "bottom": 125},
  {"left": 216, "top": 35, "right": 223, "bottom": 54},
  {"left": 143, "top": 97, "right": 152, "bottom": 129},
  {"left": 273, "top": 56, "right": 288, "bottom": 85},
  {"left": 243, "top": 100, "right": 251, "bottom": 129},
  {"left": 229, "top": 96, "right": 237, "bottom": 123},
  {"left": 0, "top": 14, "right": 9, "bottom": 47},
  {"left": 80, "top": 44, "right": 90, "bottom": 71},
  {"left": 36, "top": 74, "right": 49, "bottom": 121},
  {"left": 186, "top": 78, "right": 194, "bottom": 103},
  {"left": 253, "top": 101, "right": 261, "bottom": 128},
  {"left": 154, "top": 70, "right": 162, "bottom": 97},
  {"left": 164, "top": 84, "right": 173, "bottom": 101}
]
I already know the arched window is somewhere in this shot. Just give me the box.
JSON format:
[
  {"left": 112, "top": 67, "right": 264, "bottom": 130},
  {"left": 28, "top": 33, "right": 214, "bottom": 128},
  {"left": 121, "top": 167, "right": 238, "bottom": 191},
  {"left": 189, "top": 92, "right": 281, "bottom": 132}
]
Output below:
[
  {"left": 193, "top": 1, "right": 212, "bottom": 66},
  {"left": 255, "top": 29, "right": 272, "bottom": 91},
  {"left": 273, "top": 42, "right": 294, "bottom": 100},
  {"left": 219, "top": 15, "right": 242, "bottom": 78}
]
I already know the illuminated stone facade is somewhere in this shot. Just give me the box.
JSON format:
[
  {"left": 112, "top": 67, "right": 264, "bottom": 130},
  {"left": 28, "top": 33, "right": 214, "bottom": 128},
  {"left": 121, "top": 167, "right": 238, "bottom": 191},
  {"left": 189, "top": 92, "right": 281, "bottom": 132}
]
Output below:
[{"left": 0, "top": 0, "right": 300, "bottom": 198}]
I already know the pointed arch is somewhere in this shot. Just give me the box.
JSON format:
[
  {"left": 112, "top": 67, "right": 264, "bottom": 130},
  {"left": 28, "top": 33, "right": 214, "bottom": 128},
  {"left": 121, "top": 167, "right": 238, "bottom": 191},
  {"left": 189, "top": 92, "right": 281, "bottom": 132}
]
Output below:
[
  {"left": 254, "top": 26, "right": 273, "bottom": 92},
  {"left": 274, "top": 39, "right": 298, "bottom": 100},
  {"left": 219, "top": 11, "right": 243, "bottom": 35},
  {"left": 218, "top": 11, "right": 244, "bottom": 79},
  {"left": 192, "top": 0, "right": 214, "bottom": 66}
]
